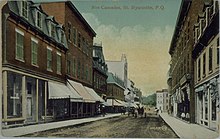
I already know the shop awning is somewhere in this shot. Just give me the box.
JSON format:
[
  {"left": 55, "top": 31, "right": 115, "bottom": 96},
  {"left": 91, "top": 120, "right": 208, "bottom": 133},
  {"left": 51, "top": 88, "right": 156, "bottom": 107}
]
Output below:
[
  {"left": 84, "top": 86, "right": 104, "bottom": 103},
  {"left": 48, "top": 81, "right": 83, "bottom": 102},
  {"left": 106, "top": 99, "right": 124, "bottom": 106},
  {"left": 67, "top": 80, "right": 96, "bottom": 103}
]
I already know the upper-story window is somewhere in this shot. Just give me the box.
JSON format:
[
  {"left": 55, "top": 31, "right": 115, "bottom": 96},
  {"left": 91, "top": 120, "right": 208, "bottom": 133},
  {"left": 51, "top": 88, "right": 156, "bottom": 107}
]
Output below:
[
  {"left": 82, "top": 37, "right": 85, "bottom": 53},
  {"left": 67, "top": 59, "right": 71, "bottom": 75},
  {"left": 47, "top": 47, "right": 52, "bottom": 71},
  {"left": 57, "top": 52, "right": 61, "bottom": 74},
  {"left": 73, "top": 27, "right": 77, "bottom": 45},
  {"left": 209, "top": 46, "right": 213, "bottom": 71},
  {"left": 67, "top": 22, "right": 71, "bottom": 41},
  {"left": 15, "top": 28, "right": 24, "bottom": 61},
  {"left": 78, "top": 32, "right": 81, "bottom": 48},
  {"left": 21, "top": 1, "right": 28, "bottom": 18},
  {"left": 77, "top": 60, "right": 81, "bottom": 78},
  {"left": 51, "top": 23, "right": 56, "bottom": 38},
  {"left": 36, "top": 11, "right": 42, "bottom": 28},
  {"left": 31, "top": 37, "right": 38, "bottom": 66},
  {"left": 61, "top": 30, "right": 64, "bottom": 44}
]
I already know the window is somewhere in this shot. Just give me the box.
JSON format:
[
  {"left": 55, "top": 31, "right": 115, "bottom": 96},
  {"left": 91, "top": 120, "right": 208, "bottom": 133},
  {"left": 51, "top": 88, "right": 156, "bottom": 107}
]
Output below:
[
  {"left": 73, "top": 27, "right": 77, "bottom": 45},
  {"left": 67, "top": 22, "right": 71, "bottom": 41},
  {"left": 61, "top": 31, "right": 64, "bottom": 44},
  {"left": 209, "top": 47, "right": 213, "bottom": 71},
  {"left": 77, "top": 60, "right": 81, "bottom": 78},
  {"left": 217, "top": 38, "right": 219, "bottom": 65},
  {"left": 198, "top": 58, "right": 201, "bottom": 79},
  {"left": 203, "top": 53, "right": 206, "bottom": 75},
  {"left": 21, "top": 1, "right": 28, "bottom": 18},
  {"left": 82, "top": 37, "right": 85, "bottom": 53},
  {"left": 36, "top": 11, "right": 42, "bottom": 28},
  {"left": 51, "top": 23, "right": 56, "bottom": 38},
  {"left": 7, "top": 72, "right": 22, "bottom": 118},
  {"left": 31, "top": 38, "right": 38, "bottom": 66},
  {"left": 82, "top": 63, "right": 84, "bottom": 80},
  {"left": 67, "top": 60, "right": 71, "bottom": 75},
  {"left": 73, "top": 58, "right": 76, "bottom": 77},
  {"left": 78, "top": 32, "right": 81, "bottom": 48},
  {"left": 57, "top": 52, "right": 61, "bottom": 74},
  {"left": 47, "top": 47, "right": 52, "bottom": 71},
  {"left": 15, "top": 29, "right": 24, "bottom": 61}
]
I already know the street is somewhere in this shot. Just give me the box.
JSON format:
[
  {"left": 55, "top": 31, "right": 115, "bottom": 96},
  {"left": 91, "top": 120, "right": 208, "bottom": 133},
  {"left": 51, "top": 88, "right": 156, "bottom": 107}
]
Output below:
[{"left": 23, "top": 114, "right": 178, "bottom": 138}]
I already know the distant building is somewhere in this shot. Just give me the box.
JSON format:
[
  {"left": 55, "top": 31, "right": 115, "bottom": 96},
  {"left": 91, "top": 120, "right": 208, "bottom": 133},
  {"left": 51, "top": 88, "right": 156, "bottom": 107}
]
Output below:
[
  {"left": 92, "top": 43, "right": 108, "bottom": 99},
  {"left": 106, "top": 54, "right": 128, "bottom": 88},
  {"left": 156, "top": 89, "right": 168, "bottom": 112},
  {"left": 106, "top": 72, "right": 125, "bottom": 101}
]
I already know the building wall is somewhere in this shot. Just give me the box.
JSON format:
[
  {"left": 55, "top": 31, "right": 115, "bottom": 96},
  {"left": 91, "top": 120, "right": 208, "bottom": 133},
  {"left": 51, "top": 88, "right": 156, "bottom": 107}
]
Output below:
[
  {"left": 107, "top": 84, "right": 125, "bottom": 101},
  {"left": 93, "top": 69, "right": 107, "bottom": 97},
  {"left": 169, "top": 0, "right": 205, "bottom": 123},
  {"left": 4, "top": 19, "right": 66, "bottom": 82},
  {"left": 106, "top": 54, "right": 128, "bottom": 87},
  {"left": 156, "top": 92, "right": 164, "bottom": 111},
  {"left": 193, "top": 0, "right": 219, "bottom": 131},
  {"left": 42, "top": 2, "right": 95, "bottom": 87}
]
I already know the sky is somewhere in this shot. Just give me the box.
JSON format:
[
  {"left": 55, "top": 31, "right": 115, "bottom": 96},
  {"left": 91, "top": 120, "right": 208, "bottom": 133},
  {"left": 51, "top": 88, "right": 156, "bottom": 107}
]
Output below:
[
  {"left": 34, "top": 0, "right": 181, "bottom": 96},
  {"left": 72, "top": 0, "right": 181, "bottom": 96}
]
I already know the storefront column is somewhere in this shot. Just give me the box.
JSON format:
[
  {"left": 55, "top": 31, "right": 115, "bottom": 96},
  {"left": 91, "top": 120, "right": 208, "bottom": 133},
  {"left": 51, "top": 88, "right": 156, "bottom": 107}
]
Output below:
[
  {"left": 3, "top": 71, "right": 7, "bottom": 121},
  {"left": 22, "top": 75, "right": 26, "bottom": 122},
  {"left": 36, "top": 79, "right": 38, "bottom": 123}
]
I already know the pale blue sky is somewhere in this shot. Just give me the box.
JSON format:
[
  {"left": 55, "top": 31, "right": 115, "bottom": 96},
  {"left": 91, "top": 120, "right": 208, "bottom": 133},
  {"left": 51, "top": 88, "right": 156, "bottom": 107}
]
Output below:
[{"left": 34, "top": 0, "right": 181, "bottom": 95}]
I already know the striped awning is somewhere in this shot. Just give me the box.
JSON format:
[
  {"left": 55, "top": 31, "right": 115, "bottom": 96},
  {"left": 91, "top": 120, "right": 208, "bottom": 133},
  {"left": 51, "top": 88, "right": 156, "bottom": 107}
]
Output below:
[
  {"left": 67, "top": 80, "right": 96, "bottom": 103},
  {"left": 48, "top": 81, "right": 83, "bottom": 102}
]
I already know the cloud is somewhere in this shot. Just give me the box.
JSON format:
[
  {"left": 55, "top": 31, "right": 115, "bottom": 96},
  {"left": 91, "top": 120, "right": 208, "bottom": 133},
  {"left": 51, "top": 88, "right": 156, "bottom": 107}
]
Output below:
[{"left": 83, "top": 13, "right": 173, "bottom": 95}]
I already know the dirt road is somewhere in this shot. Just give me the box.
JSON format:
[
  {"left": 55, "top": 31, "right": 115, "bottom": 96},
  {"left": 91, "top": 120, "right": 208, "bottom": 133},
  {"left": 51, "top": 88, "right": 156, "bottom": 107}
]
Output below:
[{"left": 23, "top": 114, "right": 178, "bottom": 138}]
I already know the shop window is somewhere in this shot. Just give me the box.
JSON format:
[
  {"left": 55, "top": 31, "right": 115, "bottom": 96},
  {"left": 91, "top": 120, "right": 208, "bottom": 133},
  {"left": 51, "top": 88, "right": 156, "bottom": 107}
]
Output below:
[
  {"left": 212, "top": 99, "right": 216, "bottom": 120},
  {"left": 7, "top": 72, "right": 22, "bottom": 118}
]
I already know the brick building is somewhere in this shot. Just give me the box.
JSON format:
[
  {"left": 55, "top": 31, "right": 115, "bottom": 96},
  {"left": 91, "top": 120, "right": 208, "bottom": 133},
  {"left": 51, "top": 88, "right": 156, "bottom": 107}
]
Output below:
[
  {"left": 1, "top": 1, "right": 82, "bottom": 125},
  {"left": 41, "top": 1, "right": 101, "bottom": 117},
  {"left": 92, "top": 43, "right": 108, "bottom": 99},
  {"left": 192, "top": 0, "right": 219, "bottom": 131},
  {"left": 168, "top": 0, "right": 206, "bottom": 123}
]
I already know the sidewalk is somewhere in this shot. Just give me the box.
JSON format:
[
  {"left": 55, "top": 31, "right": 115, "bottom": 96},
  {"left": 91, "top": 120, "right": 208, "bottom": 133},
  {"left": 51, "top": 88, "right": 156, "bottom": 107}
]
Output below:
[
  {"left": 160, "top": 113, "right": 219, "bottom": 139},
  {"left": 1, "top": 113, "right": 121, "bottom": 137}
]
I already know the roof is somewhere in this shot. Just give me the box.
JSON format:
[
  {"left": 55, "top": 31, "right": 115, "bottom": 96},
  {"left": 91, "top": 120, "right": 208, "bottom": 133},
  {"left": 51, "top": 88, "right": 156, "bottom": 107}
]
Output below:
[
  {"left": 107, "top": 72, "right": 125, "bottom": 89},
  {"left": 39, "top": 1, "right": 96, "bottom": 37},
  {"left": 169, "top": 0, "right": 191, "bottom": 55},
  {"left": 7, "top": 1, "right": 68, "bottom": 50}
]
